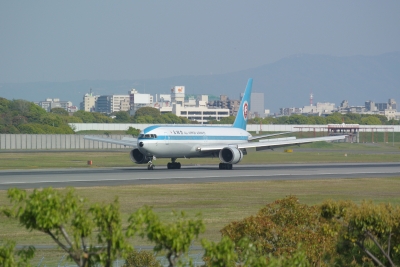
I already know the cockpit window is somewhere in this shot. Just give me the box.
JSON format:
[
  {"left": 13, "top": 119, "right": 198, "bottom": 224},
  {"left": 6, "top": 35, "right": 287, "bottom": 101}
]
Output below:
[{"left": 139, "top": 134, "right": 157, "bottom": 139}]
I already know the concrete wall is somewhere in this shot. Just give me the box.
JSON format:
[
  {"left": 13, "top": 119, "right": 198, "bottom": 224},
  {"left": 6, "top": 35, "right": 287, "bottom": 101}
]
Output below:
[
  {"left": 2, "top": 124, "right": 399, "bottom": 150},
  {"left": 0, "top": 134, "right": 132, "bottom": 150}
]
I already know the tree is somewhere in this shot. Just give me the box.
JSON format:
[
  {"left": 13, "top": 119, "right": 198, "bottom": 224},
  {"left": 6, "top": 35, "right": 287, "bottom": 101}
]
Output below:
[
  {"left": 126, "top": 127, "right": 141, "bottom": 136},
  {"left": 287, "top": 114, "right": 310, "bottom": 124},
  {"left": 134, "top": 107, "right": 161, "bottom": 118},
  {"left": 1, "top": 188, "right": 133, "bottom": 267},
  {"left": 127, "top": 207, "right": 205, "bottom": 267},
  {"left": 50, "top": 107, "right": 69, "bottom": 116},
  {"left": 0, "top": 240, "right": 35, "bottom": 267},
  {"left": 202, "top": 237, "right": 309, "bottom": 267},
  {"left": 114, "top": 111, "right": 130, "bottom": 123},
  {"left": 221, "top": 196, "right": 338, "bottom": 266},
  {"left": 209, "top": 116, "right": 235, "bottom": 124},
  {"left": 361, "top": 116, "right": 382, "bottom": 125},
  {"left": 320, "top": 200, "right": 400, "bottom": 266},
  {"left": 325, "top": 113, "right": 343, "bottom": 124},
  {"left": 123, "top": 250, "right": 162, "bottom": 267}
]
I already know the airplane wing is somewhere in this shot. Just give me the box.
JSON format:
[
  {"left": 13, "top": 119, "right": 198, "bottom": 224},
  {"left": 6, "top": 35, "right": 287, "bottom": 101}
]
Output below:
[
  {"left": 83, "top": 135, "right": 137, "bottom": 147},
  {"left": 197, "top": 135, "right": 346, "bottom": 152}
]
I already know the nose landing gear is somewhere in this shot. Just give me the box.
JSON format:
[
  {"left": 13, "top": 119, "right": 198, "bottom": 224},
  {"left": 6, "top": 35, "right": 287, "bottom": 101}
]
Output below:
[
  {"left": 147, "top": 160, "right": 154, "bottom": 170},
  {"left": 147, "top": 156, "right": 156, "bottom": 170}
]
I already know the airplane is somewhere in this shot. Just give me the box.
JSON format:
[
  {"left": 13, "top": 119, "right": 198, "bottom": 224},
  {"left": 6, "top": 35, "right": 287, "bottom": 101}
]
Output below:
[{"left": 84, "top": 79, "right": 346, "bottom": 170}]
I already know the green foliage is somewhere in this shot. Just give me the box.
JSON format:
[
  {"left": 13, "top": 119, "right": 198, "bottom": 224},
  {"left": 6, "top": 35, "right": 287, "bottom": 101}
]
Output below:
[
  {"left": 132, "top": 107, "right": 190, "bottom": 124},
  {"left": 50, "top": 107, "right": 69, "bottom": 116},
  {"left": 202, "top": 237, "right": 309, "bottom": 267},
  {"left": 0, "top": 240, "right": 35, "bottom": 267},
  {"left": 1, "top": 188, "right": 132, "bottom": 267},
  {"left": 134, "top": 107, "right": 161, "bottom": 117},
  {"left": 320, "top": 200, "right": 400, "bottom": 266},
  {"left": 247, "top": 112, "right": 396, "bottom": 126},
  {"left": 126, "top": 127, "right": 141, "bottom": 136},
  {"left": 114, "top": 111, "right": 130, "bottom": 123},
  {"left": 0, "top": 97, "right": 74, "bottom": 133},
  {"left": 202, "top": 236, "right": 238, "bottom": 267},
  {"left": 209, "top": 116, "right": 235, "bottom": 124},
  {"left": 361, "top": 116, "right": 382, "bottom": 125},
  {"left": 128, "top": 207, "right": 205, "bottom": 267},
  {"left": 221, "top": 196, "right": 338, "bottom": 266},
  {"left": 73, "top": 110, "right": 113, "bottom": 123},
  {"left": 123, "top": 250, "right": 162, "bottom": 267}
]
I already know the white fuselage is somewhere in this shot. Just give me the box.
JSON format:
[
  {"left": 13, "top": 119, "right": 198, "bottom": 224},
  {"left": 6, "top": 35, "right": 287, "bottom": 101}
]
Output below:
[{"left": 137, "top": 126, "right": 251, "bottom": 158}]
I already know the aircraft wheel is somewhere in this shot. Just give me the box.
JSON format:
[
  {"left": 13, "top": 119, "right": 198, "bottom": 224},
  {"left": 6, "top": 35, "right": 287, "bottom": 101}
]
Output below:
[
  {"left": 167, "top": 163, "right": 172, "bottom": 169},
  {"left": 219, "top": 163, "right": 232, "bottom": 170},
  {"left": 177, "top": 162, "right": 181, "bottom": 169}
]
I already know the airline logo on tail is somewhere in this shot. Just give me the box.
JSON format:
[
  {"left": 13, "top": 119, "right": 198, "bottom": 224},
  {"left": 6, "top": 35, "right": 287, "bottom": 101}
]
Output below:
[{"left": 243, "top": 101, "right": 248, "bottom": 120}]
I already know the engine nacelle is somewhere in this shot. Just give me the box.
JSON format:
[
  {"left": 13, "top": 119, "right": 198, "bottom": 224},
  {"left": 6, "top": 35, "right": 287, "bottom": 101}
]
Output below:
[
  {"left": 219, "top": 146, "right": 243, "bottom": 164},
  {"left": 130, "top": 148, "right": 151, "bottom": 164}
]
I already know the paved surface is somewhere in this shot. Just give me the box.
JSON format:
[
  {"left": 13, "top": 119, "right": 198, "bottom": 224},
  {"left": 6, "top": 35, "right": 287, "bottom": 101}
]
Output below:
[{"left": 1, "top": 162, "right": 400, "bottom": 190}]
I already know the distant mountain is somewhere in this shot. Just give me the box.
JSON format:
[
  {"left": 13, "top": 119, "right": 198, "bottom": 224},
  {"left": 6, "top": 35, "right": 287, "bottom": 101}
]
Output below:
[{"left": 1, "top": 52, "right": 399, "bottom": 113}]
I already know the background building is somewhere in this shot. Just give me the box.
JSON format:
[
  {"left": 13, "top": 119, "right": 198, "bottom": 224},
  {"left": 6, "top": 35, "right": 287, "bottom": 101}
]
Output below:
[
  {"left": 35, "top": 98, "right": 74, "bottom": 112},
  {"left": 80, "top": 91, "right": 98, "bottom": 112},
  {"left": 129, "top": 89, "right": 153, "bottom": 114},
  {"left": 240, "top": 92, "right": 265, "bottom": 118}
]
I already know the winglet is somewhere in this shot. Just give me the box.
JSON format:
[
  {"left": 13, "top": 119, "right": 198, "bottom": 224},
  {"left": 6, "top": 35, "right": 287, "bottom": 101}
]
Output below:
[{"left": 233, "top": 78, "right": 253, "bottom": 130}]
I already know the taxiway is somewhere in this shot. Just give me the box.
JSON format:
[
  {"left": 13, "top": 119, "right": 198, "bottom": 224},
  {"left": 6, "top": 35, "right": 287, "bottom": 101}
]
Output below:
[{"left": 0, "top": 162, "right": 400, "bottom": 189}]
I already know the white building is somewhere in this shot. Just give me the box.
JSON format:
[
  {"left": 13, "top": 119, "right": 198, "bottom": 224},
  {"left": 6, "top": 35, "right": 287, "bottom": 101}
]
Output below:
[
  {"left": 35, "top": 98, "right": 73, "bottom": 112},
  {"left": 81, "top": 93, "right": 98, "bottom": 112},
  {"left": 129, "top": 89, "right": 153, "bottom": 114},
  {"left": 172, "top": 104, "right": 230, "bottom": 124},
  {"left": 302, "top": 102, "right": 336, "bottom": 115}
]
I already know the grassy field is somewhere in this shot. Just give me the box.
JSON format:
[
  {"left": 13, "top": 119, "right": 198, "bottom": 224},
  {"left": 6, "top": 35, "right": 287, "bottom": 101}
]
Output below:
[
  {"left": 0, "top": 142, "right": 399, "bottom": 170},
  {"left": 1, "top": 177, "right": 400, "bottom": 266},
  {"left": 0, "top": 142, "right": 399, "bottom": 265}
]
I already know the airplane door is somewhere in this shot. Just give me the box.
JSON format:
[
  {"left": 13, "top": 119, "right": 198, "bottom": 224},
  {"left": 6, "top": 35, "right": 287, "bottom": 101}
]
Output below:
[
  {"left": 164, "top": 132, "right": 169, "bottom": 145},
  {"left": 203, "top": 133, "right": 207, "bottom": 143}
]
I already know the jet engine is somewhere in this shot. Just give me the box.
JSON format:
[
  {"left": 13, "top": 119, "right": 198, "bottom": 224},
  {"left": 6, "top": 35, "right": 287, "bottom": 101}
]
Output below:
[
  {"left": 219, "top": 146, "right": 243, "bottom": 164},
  {"left": 130, "top": 148, "right": 151, "bottom": 164}
]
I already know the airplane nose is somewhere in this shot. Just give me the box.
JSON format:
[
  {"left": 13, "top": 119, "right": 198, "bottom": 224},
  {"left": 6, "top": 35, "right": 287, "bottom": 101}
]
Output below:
[{"left": 139, "top": 142, "right": 144, "bottom": 147}]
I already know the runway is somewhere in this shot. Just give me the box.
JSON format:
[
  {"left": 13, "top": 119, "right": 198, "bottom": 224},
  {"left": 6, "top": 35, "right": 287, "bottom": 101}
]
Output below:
[{"left": 1, "top": 162, "right": 400, "bottom": 189}]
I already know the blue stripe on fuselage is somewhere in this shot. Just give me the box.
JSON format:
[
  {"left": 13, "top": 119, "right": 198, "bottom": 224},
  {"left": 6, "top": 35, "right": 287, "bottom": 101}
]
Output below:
[{"left": 138, "top": 135, "right": 247, "bottom": 141}]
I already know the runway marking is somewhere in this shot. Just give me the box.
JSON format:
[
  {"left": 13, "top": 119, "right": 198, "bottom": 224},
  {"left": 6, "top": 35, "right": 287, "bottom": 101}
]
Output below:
[{"left": 1, "top": 171, "right": 400, "bottom": 185}]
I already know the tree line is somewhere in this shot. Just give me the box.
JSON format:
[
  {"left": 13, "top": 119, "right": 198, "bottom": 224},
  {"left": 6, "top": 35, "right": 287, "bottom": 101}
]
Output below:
[
  {"left": 1, "top": 97, "right": 398, "bottom": 135},
  {"left": 0, "top": 98, "right": 192, "bottom": 134},
  {"left": 1, "top": 189, "right": 399, "bottom": 267}
]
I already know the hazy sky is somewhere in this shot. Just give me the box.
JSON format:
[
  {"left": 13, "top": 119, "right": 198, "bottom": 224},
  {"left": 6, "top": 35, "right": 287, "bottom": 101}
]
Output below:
[{"left": 1, "top": 1, "right": 399, "bottom": 83}]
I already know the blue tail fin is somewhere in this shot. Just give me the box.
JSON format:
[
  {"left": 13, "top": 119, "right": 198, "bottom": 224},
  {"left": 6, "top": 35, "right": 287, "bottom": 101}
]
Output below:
[{"left": 233, "top": 78, "right": 253, "bottom": 130}]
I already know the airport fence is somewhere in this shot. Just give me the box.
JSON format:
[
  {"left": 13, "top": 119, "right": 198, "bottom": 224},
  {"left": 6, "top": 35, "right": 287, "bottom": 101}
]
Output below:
[
  {"left": 0, "top": 134, "right": 132, "bottom": 150},
  {"left": 2, "top": 124, "right": 400, "bottom": 150}
]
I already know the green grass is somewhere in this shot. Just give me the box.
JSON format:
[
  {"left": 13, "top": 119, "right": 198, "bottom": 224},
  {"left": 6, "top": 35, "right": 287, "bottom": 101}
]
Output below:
[
  {"left": 1, "top": 142, "right": 399, "bottom": 170},
  {"left": 1, "top": 177, "right": 400, "bottom": 246},
  {"left": 1, "top": 143, "right": 400, "bottom": 265}
]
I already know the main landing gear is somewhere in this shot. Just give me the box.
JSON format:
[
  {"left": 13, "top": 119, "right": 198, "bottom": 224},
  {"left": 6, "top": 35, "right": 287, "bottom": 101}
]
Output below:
[
  {"left": 219, "top": 163, "right": 233, "bottom": 170},
  {"left": 167, "top": 158, "right": 181, "bottom": 169}
]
